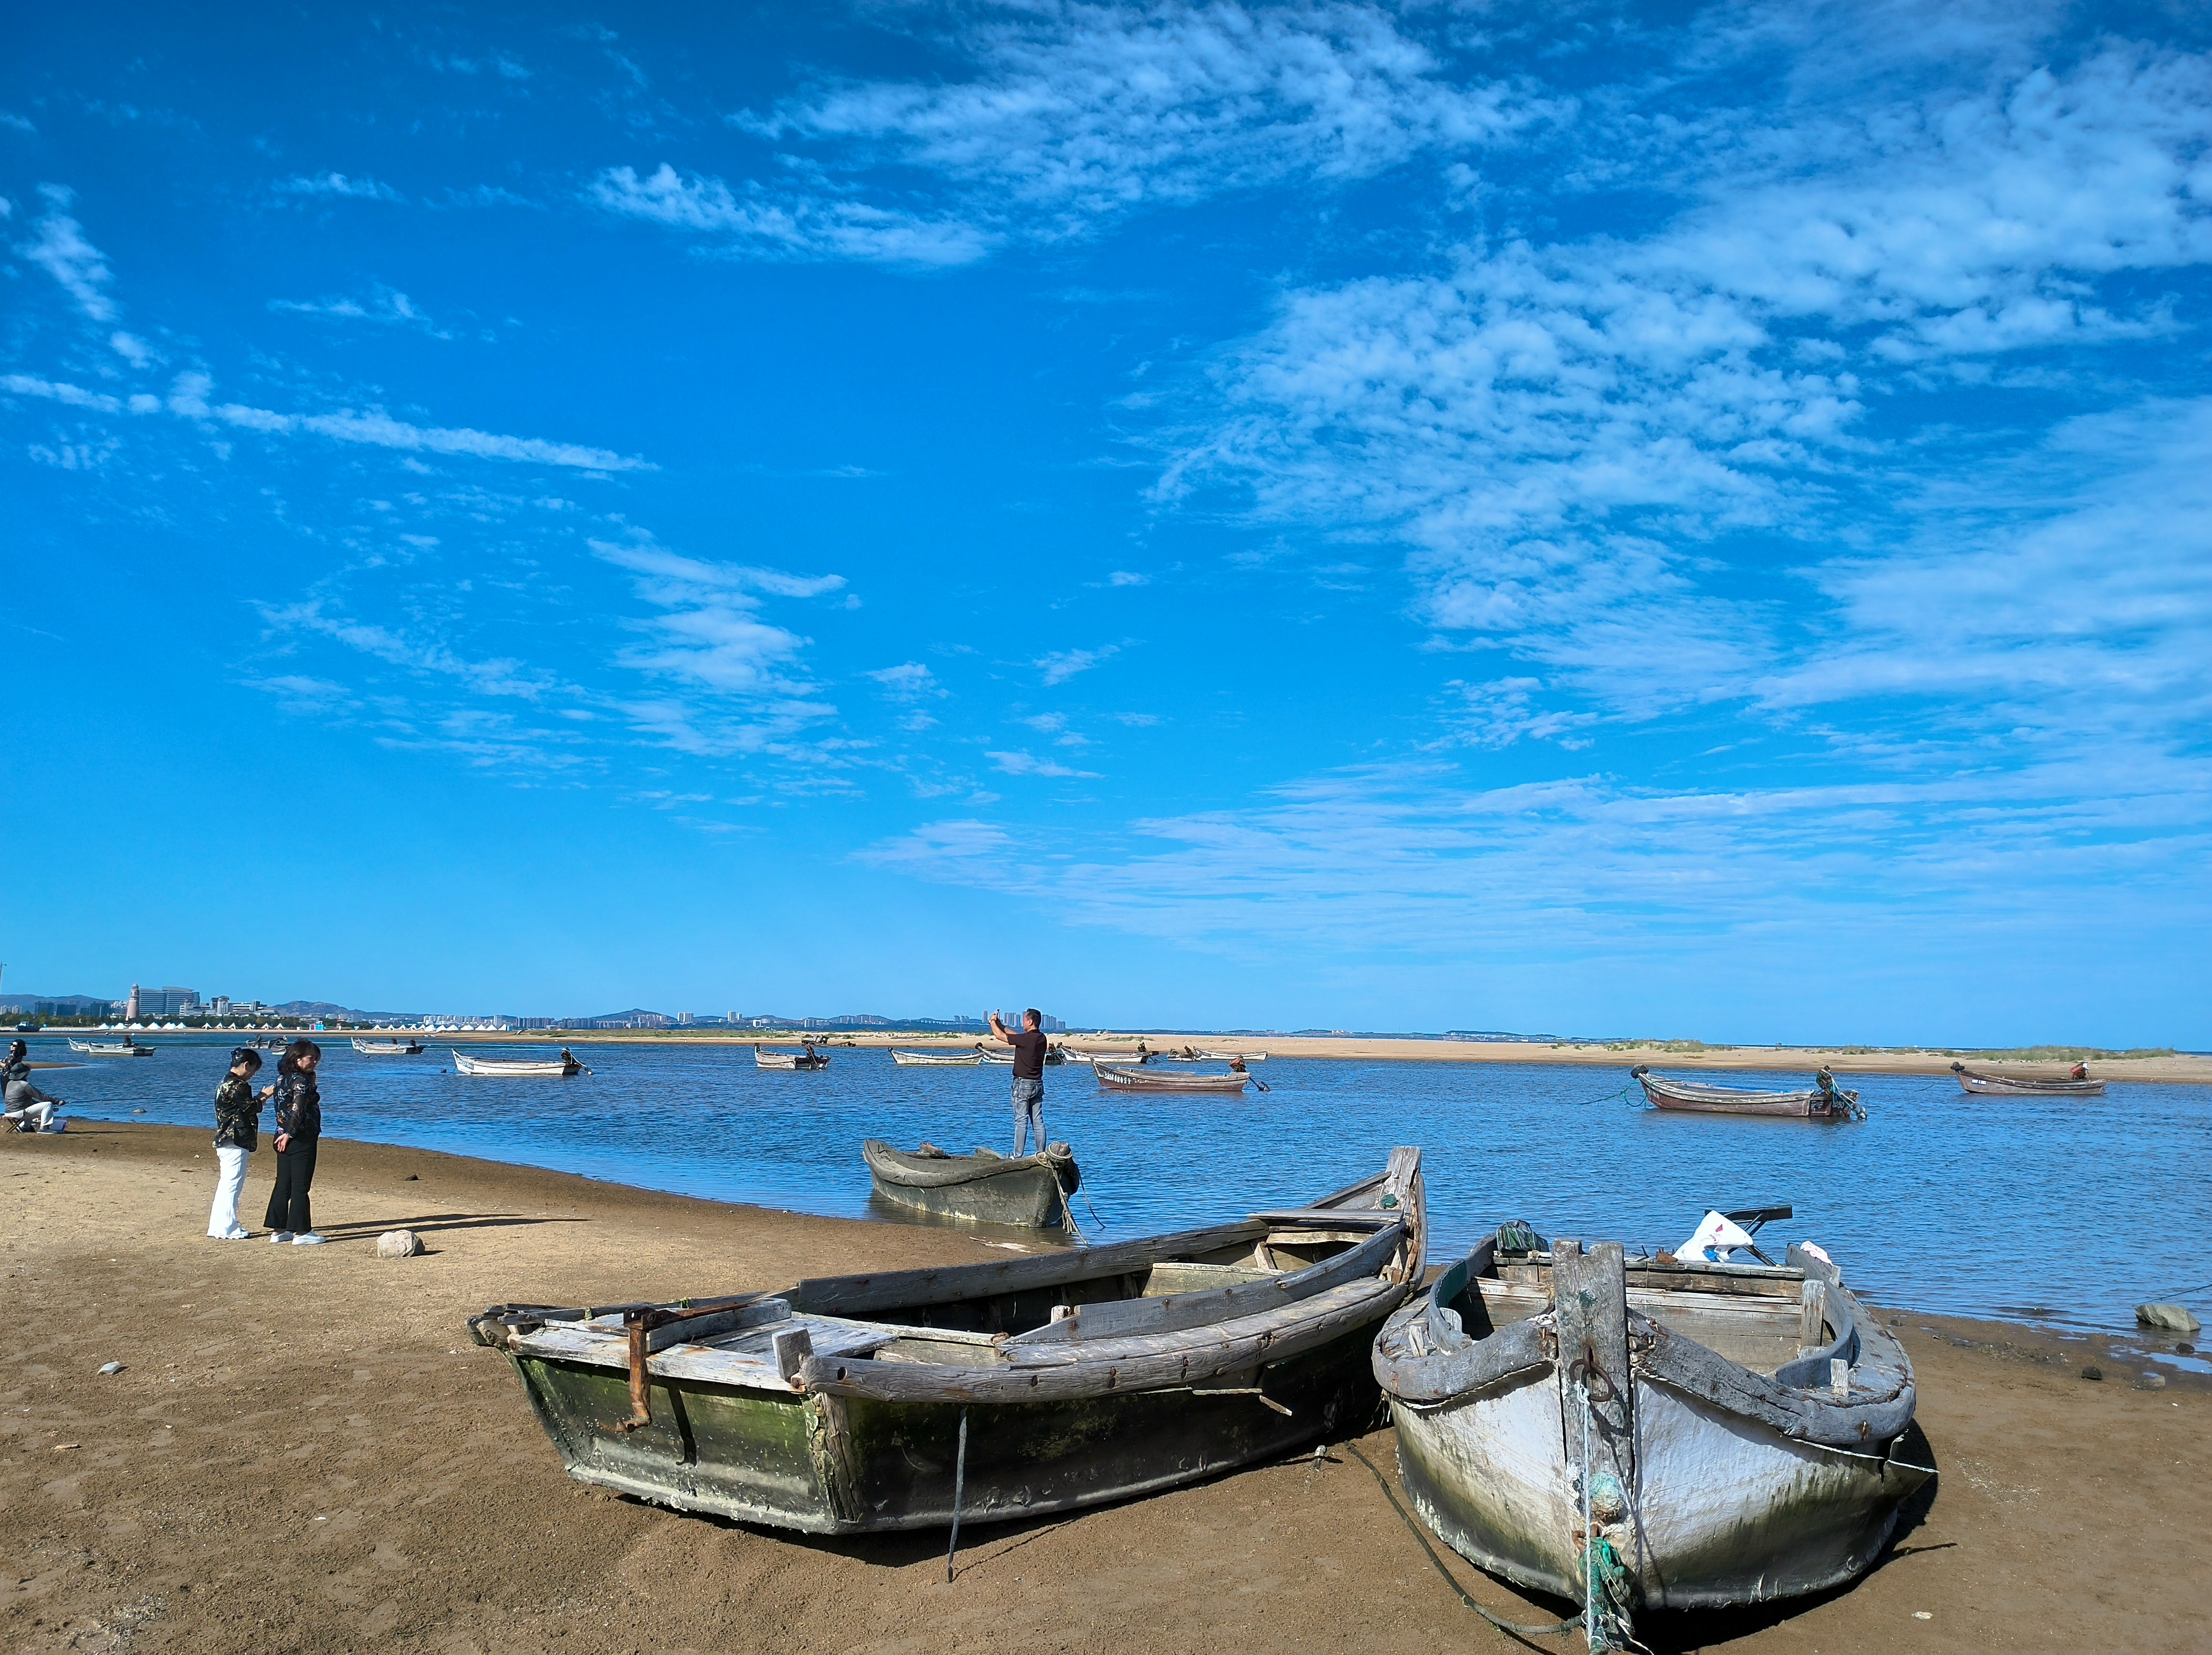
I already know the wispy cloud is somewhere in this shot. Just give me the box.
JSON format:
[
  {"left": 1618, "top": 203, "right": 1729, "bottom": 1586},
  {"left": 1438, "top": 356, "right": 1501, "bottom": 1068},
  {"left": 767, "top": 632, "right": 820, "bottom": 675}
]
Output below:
[
  {"left": 17, "top": 190, "right": 117, "bottom": 321},
  {"left": 988, "top": 749, "right": 1100, "bottom": 778},
  {"left": 586, "top": 163, "right": 991, "bottom": 267},
  {"left": 270, "top": 285, "right": 451, "bottom": 337},
  {"left": 1036, "top": 644, "right": 1119, "bottom": 685},
  {"left": 273, "top": 172, "right": 404, "bottom": 202}
]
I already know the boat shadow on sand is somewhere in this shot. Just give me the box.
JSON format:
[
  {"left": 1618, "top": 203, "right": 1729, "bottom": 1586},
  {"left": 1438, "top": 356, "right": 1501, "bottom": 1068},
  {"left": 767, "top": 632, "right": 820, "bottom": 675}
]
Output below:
[{"left": 311, "top": 1213, "right": 590, "bottom": 1250}]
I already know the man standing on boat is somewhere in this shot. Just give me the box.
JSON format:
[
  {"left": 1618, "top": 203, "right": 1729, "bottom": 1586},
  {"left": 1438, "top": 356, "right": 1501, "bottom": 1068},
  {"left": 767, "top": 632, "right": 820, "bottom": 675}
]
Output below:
[{"left": 988, "top": 1008, "right": 1050, "bottom": 1156}]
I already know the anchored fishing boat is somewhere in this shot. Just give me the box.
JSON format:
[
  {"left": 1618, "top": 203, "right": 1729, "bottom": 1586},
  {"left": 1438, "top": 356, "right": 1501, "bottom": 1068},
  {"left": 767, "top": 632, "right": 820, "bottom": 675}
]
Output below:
[
  {"left": 1096, "top": 1062, "right": 1252, "bottom": 1093},
  {"left": 1950, "top": 1061, "right": 2104, "bottom": 1097},
  {"left": 66, "top": 1038, "right": 153, "bottom": 1058},
  {"left": 755, "top": 1045, "right": 830, "bottom": 1071},
  {"left": 977, "top": 1045, "right": 1069, "bottom": 1066},
  {"left": 890, "top": 1049, "right": 983, "bottom": 1066},
  {"left": 862, "top": 1140, "right": 1081, "bottom": 1228},
  {"left": 452, "top": 1049, "right": 584, "bottom": 1077},
  {"left": 470, "top": 1149, "right": 1424, "bottom": 1534},
  {"left": 1373, "top": 1212, "right": 1927, "bottom": 1643},
  {"left": 352, "top": 1037, "right": 426, "bottom": 1055},
  {"left": 1631, "top": 1065, "right": 1864, "bottom": 1120}
]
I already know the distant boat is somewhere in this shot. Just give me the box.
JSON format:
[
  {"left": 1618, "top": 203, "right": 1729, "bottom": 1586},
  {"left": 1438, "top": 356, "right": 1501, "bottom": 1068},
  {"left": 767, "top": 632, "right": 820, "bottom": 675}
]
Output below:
[
  {"left": 1096, "top": 1062, "right": 1250, "bottom": 1093},
  {"left": 1632, "top": 1065, "right": 1864, "bottom": 1120},
  {"left": 452, "top": 1049, "right": 584, "bottom": 1077},
  {"left": 978, "top": 1044, "right": 1068, "bottom": 1065},
  {"left": 1195, "top": 1050, "right": 1268, "bottom": 1062},
  {"left": 890, "top": 1049, "right": 983, "bottom": 1066},
  {"left": 352, "top": 1037, "right": 426, "bottom": 1056},
  {"left": 67, "top": 1038, "right": 154, "bottom": 1058},
  {"left": 862, "top": 1140, "right": 1081, "bottom": 1228},
  {"left": 1950, "top": 1061, "right": 2104, "bottom": 1097},
  {"left": 755, "top": 1045, "right": 830, "bottom": 1071}
]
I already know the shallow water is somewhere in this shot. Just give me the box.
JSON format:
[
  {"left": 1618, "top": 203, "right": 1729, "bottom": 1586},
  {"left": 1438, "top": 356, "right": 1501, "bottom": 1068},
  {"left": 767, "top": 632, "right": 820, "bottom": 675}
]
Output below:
[{"left": 29, "top": 1038, "right": 2212, "bottom": 1337}]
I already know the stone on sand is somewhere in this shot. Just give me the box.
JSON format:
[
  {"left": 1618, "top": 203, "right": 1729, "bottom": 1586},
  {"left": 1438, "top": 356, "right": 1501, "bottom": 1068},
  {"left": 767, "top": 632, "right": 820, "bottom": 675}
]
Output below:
[{"left": 377, "top": 1229, "right": 423, "bottom": 1258}]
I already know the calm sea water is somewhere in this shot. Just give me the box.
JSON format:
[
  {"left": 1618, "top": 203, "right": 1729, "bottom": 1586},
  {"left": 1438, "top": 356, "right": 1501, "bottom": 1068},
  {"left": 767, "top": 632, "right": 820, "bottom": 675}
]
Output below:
[{"left": 28, "top": 1038, "right": 2211, "bottom": 1337}]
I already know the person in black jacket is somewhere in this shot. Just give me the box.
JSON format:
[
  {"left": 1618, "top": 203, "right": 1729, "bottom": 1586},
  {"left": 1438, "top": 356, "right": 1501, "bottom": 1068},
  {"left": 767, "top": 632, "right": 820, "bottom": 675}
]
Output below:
[{"left": 263, "top": 1038, "right": 325, "bottom": 1244}]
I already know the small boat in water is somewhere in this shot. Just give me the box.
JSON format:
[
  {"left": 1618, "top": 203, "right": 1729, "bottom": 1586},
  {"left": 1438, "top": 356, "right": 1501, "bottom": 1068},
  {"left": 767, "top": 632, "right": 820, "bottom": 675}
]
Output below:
[
  {"left": 978, "top": 1044, "right": 1069, "bottom": 1065},
  {"left": 1632, "top": 1064, "right": 1864, "bottom": 1120},
  {"left": 67, "top": 1038, "right": 153, "bottom": 1058},
  {"left": 863, "top": 1140, "right": 1080, "bottom": 1228},
  {"left": 1096, "top": 1062, "right": 1251, "bottom": 1093},
  {"left": 469, "top": 1148, "right": 1424, "bottom": 1534},
  {"left": 1373, "top": 1216, "right": 1927, "bottom": 1640},
  {"left": 1950, "top": 1061, "right": 2105, "bottom": 1097},
  {"left": 755, "top": 1045, "right": 830, "bottom": 1071},
  {"left": 352, "top": 1037, "right": 426, "bottom": 1056},
  {"left": 890, "top": 1049, "right": 983, "bottom": 1066},
  {"left": 453, "top": 1049, "right": 584, "bottom": 1078}
]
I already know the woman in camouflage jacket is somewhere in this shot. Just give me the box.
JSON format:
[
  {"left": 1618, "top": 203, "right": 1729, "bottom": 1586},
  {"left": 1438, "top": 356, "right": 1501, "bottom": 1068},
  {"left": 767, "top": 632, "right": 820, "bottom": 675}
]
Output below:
[{"left": 206, "top": 1047, "right": 265, "bottom": 1239}]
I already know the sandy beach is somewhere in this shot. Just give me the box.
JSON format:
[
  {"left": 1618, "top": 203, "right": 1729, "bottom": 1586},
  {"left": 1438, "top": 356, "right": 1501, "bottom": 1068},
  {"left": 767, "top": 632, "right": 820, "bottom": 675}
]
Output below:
[{"left": 4, "top": 1123, "right": 2202, "bottom": 1654}]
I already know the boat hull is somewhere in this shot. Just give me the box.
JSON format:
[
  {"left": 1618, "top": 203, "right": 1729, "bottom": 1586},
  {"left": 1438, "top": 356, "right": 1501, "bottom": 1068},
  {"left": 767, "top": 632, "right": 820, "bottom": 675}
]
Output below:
[
  {"left": 506, "top": 1320, "right": 1385, "bottom": 1534},
  {"left": 1393, "top": 1371, "right": 1925, "bottom": 1608},
  {"left": 1955, "top": 1074, "right": 2104, "bottom": 1097},
  {"left": 1096, "top": 1064, "right": 1249, "bottom": 1093},
  {"left": 862, "top": 1142, "right": 1075, "bottom": 1229}
]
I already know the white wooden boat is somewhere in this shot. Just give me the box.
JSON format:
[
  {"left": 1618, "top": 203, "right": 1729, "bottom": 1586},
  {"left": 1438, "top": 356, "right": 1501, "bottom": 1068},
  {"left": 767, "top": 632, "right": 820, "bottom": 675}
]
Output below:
[
  {"left": 1373, "top": 1218, "right": 1927, "bottom": 1640},
  {"left": 755, "top": 1045, "right": 830, "bottom": 1071},
  {"left": 471, "top": 1149, "right": 1424, "bottom": 1534},
  {"left": 890, "top": 1049, "right": 983, "bottom": 1066},
  {"left": 978, "top": 1045, "right": 1069, "bottom": 1066},
  {"left": 1196, "top": 1050, "right": 1268, "bottom": 1062},
  {"left": 1631, "top": 1065, "right": 1864, "bottom": 1120},
  {"left": 67, "top": 1038, "right": 154, "bottom": 1057},
  {"left": 1096, "top": 1062, "right": 1250, "bottom": 1093},
  {"left": 352, "top": 1037, "right": 426, "bottom": 1055},
  {"left": 452, "top": 1049, "right": 584, "bottom": 1077},
  {"left": 1950, "top": 1061, "right": 2104, "bottom": 1097}
]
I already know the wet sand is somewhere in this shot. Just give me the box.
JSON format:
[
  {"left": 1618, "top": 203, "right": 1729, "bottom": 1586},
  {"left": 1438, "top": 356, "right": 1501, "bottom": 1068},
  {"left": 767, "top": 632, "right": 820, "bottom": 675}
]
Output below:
[{"left": 4, "top": 1124, "right": 2202, "bottom": 1653}]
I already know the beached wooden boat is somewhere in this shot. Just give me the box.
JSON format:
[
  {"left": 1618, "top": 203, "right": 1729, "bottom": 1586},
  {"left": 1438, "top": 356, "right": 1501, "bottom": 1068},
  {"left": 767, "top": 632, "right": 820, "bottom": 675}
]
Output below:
[
  {"left": 1631, "top": 1064, "right": 1864, "bottom": 1120},
  {"left": 1373, "top": 1221, "right": 1927, "bottom": 1638},
  {"left": 66, "top": 1038, "right": 153, "bottom": 1057},
  {"left": 352, "top": 1037, "right": 426, "bottom": 1055},
  {"left": 452, "top": 1049, "right": 583, "bottom": 1077},
  {"left": 1095, "top": 1062, "right": 1251, "bottom": 1093},
  {"left": 1196, "top": 1050, "right": 1268, "bottom": 1062},
  {"left": 1950, "top": 1062, "right": 2104, "bottom": 1097},
  {"left": 470, "top": 1149, "right": 1425, "bottom": 1534},
  {"left": 890, "top": 1049, "right": 983, "bottom": 1066},
  {"left": 754, "top": 1046, "right": 830, "bottom": 1071},
  {"left": 862, "top": 1140, "right": 1080, "bottom": 1228},
  {"left": 977, "top": 1045, "right": 1068, "bottom": 1065}
]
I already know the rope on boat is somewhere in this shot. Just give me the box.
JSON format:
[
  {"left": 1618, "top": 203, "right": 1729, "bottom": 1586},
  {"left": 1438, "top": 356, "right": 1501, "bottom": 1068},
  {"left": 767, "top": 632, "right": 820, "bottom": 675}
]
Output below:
[
  {"left": 1346, "top": 1442, "right": 1583, "bottom": 1643},
  {"left": 1576, "top": 1384, "right": 1642, "bottom": 1654},
  {"left": 944, "top": 1407, "right": 970, "bottom": 1583}
]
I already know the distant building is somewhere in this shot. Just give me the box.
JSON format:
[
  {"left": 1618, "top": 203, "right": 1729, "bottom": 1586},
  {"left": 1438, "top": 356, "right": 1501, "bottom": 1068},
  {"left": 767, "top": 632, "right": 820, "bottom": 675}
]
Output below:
[
  {"left": 678, "top": 1011, "right": 695, "bottom": 1026},
  {"left": 212, "top": 996, "right": 231, "bottom": 1016},
  {"left": 126, "top": 983, "right": 141, "bottom": 1020}
]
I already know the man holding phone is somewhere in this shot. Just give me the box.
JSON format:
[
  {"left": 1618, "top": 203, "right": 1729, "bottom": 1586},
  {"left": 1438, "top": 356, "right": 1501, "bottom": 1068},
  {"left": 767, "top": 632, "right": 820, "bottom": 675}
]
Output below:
[{"left": 987, "top": 1007, "right": 1051, "bottom": 1156}]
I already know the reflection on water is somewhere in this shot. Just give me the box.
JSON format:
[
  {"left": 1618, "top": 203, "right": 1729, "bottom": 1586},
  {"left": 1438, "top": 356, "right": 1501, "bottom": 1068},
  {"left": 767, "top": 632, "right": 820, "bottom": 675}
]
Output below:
[{"left": 33, "top": 1039, "right": 2212, "bottom": 1333}]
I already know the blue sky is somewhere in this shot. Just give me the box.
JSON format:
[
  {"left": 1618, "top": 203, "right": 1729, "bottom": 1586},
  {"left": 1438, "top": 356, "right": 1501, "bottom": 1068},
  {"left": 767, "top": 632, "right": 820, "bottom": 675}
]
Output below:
[{"left": 4, "top": 1, "right": 2208, "bottom": 1042}]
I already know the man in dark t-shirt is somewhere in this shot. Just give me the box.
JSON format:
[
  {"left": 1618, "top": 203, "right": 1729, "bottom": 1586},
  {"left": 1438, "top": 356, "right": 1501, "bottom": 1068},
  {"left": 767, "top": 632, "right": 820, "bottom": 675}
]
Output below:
[{"left": 988, "top": 1008, "right": 1051, "bottom": 1155}]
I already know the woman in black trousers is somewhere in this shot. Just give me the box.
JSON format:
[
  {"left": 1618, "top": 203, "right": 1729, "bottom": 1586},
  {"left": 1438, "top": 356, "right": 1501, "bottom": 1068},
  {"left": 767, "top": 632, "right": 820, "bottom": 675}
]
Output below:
[{"left": 264, "top": 1037, "right": 325, "bottom": 1244}]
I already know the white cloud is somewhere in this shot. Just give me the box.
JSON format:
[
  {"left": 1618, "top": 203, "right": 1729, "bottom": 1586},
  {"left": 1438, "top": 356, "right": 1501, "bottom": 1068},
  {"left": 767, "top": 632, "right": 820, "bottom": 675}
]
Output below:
[
  {"left": 866, "top": 661, "right": 945, "bottom": 698},
  {"left": 855, "top": 818, "right": 1014, "bottom": 868},
  {"left": 586, "top": 163, "right": 992, "bottom": 267},
  {"left": 988, "top": 749, "right": 1100, "bottom": 778},
  {"left": 1036, "top": 644, "right": 1119, "bottom": 684},
  {"left": 1106, "top": 570, "right": 1150, "bottom": 586},
  {"left": 270, "top": 285, "right": 451, "bottom": 337},
  {"left": 2, "top": 372, "right": 123, "bottom": 413},
  {"left": 18, "top": 197, "right": 117, "bottom": 321},
  {"left": 274, "top": 172, "right": 404, "bottom": 202}
]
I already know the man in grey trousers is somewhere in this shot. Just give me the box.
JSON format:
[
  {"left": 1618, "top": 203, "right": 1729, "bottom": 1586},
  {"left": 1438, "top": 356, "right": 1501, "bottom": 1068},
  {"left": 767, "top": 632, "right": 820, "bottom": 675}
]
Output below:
[{"left": 988, "top": 1007, "right": 1051, "bottom": 1155}]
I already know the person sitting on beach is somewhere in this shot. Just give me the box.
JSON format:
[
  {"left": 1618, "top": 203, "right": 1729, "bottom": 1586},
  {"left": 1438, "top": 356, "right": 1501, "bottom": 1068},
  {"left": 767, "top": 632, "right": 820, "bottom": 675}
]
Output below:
[
  {"left": 207, "top": 1048, "right": 265, "bottom": 1240},
  {"left": 988, "top": 1008, "right": 1052, "bottom": 1156},
  {"left": 3, "top": 1038, "right": 65, "bottom": 1132},
  {"left": 263, "top": 1038, "right": 326, "bottom": 1245}
]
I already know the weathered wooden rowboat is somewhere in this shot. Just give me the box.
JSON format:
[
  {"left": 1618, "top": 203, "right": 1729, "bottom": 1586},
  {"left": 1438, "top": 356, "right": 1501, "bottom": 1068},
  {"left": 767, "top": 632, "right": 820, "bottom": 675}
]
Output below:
[
  {"left": 977, "top": 1045, "right": 1069, "bottom": 1065},
  {"left": 1096, "top": 1062, "right": 1250, "bottom": 1093},
  {"left": 1950, "top": 1061, "right": 2104, "bottom": 1097},
  {"left": 1631, "top": 1064, "right": 1864, "bottom": 1120},
  {"left": 890, "top": 1049, "right": 983, "bottom": 1066},
  {"left": 1373, "top": 1223, "right": 1927, "bottom": 1641},
  {"left": 754, "top": 1045, "right": 830, "bottom": 1071},
  {"left": 452, "top": 1049, "right": 583, "bottom": 1077},
  {"left": 67, "top": 1038, "right": 153, "bottom": 1057},
  {"left": 863, "top": 1140, "right": 1081, "bottom": 1228},
  {"left": 352, "top": 1037, "right": 426, "bottom": 1055},
  {"left": 470, "top": 1149, "right": 1425, "bottom": 1534},
  {"left": 1196, "top": 1050, "right": 1267, "bottom": 1062}
]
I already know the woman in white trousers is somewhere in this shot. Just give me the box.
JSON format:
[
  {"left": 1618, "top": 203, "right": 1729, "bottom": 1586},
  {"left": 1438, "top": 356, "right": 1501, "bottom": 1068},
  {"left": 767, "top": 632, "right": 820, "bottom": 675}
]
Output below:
[{"left": 207, "top": 1048, "right": 268, "bottom": 1239}]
